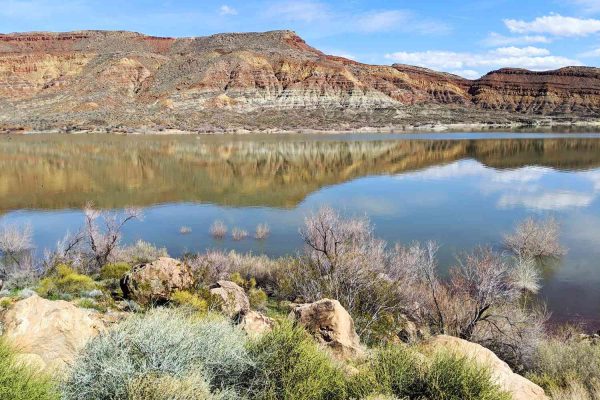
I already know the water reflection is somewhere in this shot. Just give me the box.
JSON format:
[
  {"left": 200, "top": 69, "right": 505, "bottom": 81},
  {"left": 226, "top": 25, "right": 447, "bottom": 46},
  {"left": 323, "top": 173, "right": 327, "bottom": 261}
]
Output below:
[
  {"left": 1, "top": 134, "right": 600, "bottom": 211},
  {"left": 1, "top": 133, "right": 600, "bottom": 328}
]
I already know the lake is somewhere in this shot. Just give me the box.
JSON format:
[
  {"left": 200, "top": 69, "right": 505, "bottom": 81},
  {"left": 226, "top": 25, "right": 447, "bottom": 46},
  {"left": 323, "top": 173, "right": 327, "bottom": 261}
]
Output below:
[{"left": 1, "top": 132, "right": 600, "bottom": 328}]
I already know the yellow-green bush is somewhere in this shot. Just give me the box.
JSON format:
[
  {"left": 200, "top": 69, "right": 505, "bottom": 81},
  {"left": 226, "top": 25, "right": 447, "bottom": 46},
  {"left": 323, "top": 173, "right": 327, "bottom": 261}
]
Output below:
[
  {"left": 76, "top": 298, "right": 107, "bottom": 313},
  {"left": 247, "top": 322, "right": 348, "bottom": 400},
  {"left": 249, "top": 288, "right": 268, "bottom": 310},
  {"left": 424, "top": 352, "right": 510, "bottom": 400},
  {"left": 37, "top": 264, "right": 96, "bottom": 299},
  {"left": 0, "top": 339, "right": 59, "bottom": 400},
  {"left": 100, "top": 262, "right": 131, "bottom": 281},
  {"left": 348, "top": 346, "right": 510, "bottom": 400},
  {"left": 527, "top": 339, "right": 600, "bottom": 398},
  {"left": 349, "top": 345, "right": 423, "bottom": 399},
  {"left": 99, "top": 262, "right": 131, "bottom": 294},
  {"left": 170, "top": 290, "right": 208, "bottom": 314},
  {"left": 126, "top": 372, "right": 228, "bottom": 400}
]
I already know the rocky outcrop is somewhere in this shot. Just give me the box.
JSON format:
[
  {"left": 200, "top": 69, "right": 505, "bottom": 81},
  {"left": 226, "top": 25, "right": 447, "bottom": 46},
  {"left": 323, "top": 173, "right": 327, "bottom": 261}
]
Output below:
[
  {"left": 120, "top": 257, "right": 194, "bottom": 305},
  {"left": 0, "top": 294, "right": 105, "bottom": 371},
  {"left": 424, "top": 335, "right": 548, "bottom": 400},
  {"left": 289, "top": 299, "right": 364, "bottom": 359},
  {"left": 209, "top": 280, "right": 250, "bottom": 318},
  {"left": 0, "top": 30, "right": 598, "bottom": 132},
  {"left": 470, "top": 67, "right": 600, "bottom": 115},
  {"left": 239, "top": 310, "right": 275, "bottom": 337}
]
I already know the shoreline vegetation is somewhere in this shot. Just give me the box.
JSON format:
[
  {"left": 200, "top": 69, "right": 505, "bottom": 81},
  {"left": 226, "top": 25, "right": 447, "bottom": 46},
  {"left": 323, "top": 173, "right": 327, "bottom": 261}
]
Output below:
[{"left": 0, "top": 204, "right": 598, "bottom": 399}]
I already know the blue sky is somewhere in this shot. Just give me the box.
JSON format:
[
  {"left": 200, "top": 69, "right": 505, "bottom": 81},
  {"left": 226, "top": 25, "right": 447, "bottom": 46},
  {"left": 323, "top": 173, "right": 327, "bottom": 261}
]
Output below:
[{"left": 2, "top": 0, "right": 600, "bottom": 78}]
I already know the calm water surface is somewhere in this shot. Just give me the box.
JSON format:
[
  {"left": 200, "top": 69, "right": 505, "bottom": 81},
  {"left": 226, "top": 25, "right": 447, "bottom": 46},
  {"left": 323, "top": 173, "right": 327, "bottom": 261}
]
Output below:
[{"left": 1, "top": 132, "right": 600, "bottom": 327}]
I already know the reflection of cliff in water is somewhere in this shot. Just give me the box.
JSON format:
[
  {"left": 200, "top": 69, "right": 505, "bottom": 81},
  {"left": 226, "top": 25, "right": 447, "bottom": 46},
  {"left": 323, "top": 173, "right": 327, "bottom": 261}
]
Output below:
[{"left": 1, "top": 134, "right": 600, "bottom": 211}]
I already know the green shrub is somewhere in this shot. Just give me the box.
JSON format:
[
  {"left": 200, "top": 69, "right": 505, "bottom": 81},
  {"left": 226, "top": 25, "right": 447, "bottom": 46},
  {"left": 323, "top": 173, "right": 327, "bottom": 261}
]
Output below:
[
  {"left": 119, "top": 240, "right": 168, "bottom": 264},
  {"left": 62, "top": 309, "right": 254, "bottom": 400},
  {"left": 126, "top": 371, "right": 236, "bottom": 400},
  {"left": 0, "top": 339, "right": 59, "bottom": 400},
  {"left": 247, "top": 322, "right": 348, "bottom": 400},
  {"left": 37, "top": 264, "right": 96, "bottom": 299},
  {"left": 0, "top": 298, "right": 12, "bottom": 309},
  {"left": 76, "top": 298, "right": 106, "bottom": 313},
  {"left": 170, "top": 290, "right": 208, "bottom": 314},
  {"left": 249, "top": 288, "right": 268, "bottom": 310},
  {"left": 527, "top": 339, "right": 600, "bottom": 396},
  {"left": 99, "top": 263, "right": 131, "bottom": 281},
  {"left": 372, "top": 345, "right": 422, "bottom": 397},
  {"left": 99, "top": 262, "right": 130, "bottom": 294},
  {"left": 424, "top": 352, "right": 510, "bottom": 400}
]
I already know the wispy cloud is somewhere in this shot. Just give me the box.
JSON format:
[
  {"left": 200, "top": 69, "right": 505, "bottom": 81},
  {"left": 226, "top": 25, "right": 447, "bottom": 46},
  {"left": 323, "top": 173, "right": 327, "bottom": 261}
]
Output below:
[
  {"left": 265, "top": 0, "right": 328, "bottom": 23},
  {"left": 264, "top": 1, "right": 449, "bottom": 36},
  {"left": 504, "top": 14, "right": 600, "bottom": 37},
  {"left": 481, "top": 32, "right": 551, "bottom": 47},
  {"left": 579, "top": 48, "right": 600, "bottom": 57},
  {"left": 568, "top": 0, "right": 600, "bottom": 14},
  {"left": 219, "top": 5, "right": 238, "bottom": 16}
]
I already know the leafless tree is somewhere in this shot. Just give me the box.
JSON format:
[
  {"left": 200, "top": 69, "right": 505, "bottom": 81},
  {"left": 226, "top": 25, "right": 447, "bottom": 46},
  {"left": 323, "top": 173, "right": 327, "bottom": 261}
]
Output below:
[
  {"left": 0, "top": 223, "right": 33, "bottom": 268},
  {"left": 296, "top": 207, "right": 403, "bottom": 339},
  {"left": 0, "top": 224, "right": 37, "bottom": 287},
  {"left": 450, "top": 247, "right": 522, "bottom": 339},
  {"left": 44, "top": 204, "right": 142, "bottom": 273},
  {"left": 82, "top": 203, "right": 143, "bottom": 271},
  {"left": 394, "top": 242, "right": 545, "bottom": 366},
  {"left": 504, "top": 217, "right": 567, "bottom": 259},
  {"left": 392, "top": 241, "right": 446, "bottom": 333}
]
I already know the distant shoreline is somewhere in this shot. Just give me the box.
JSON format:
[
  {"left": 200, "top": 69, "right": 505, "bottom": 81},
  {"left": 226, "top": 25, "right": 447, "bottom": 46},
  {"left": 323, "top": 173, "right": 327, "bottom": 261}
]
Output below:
[{"left": 4, "top": 119, "right": 600, "bottom": 136}]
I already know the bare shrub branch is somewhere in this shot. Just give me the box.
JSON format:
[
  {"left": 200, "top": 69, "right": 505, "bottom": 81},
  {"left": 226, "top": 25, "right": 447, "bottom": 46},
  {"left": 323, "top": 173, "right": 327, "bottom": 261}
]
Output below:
[
  {"left": 0, "top": 224, "right": 38, "bottom": 288},
  {"left": 254, "top": 224, "right": 270, "bottom": 240},
  {"left": 231, "top": 228, "right": 248, "bottom": 241},
  {"left": 82, "top": 203, "right": 143, "bottom": 272},
  {"left": 209, "top": 220, "right": 227, "bottom": 239},
  {"left": 295, "top": 207, "right": 404, "bottom": 342},
  {"left": 504, "top": 217, "right": 567, "bottom": 259}
]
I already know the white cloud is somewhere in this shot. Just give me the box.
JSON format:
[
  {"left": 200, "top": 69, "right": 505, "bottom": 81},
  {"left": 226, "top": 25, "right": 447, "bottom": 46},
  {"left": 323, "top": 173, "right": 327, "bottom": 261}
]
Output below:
[
  {"left": 482, "top": 32, "right": 551, "bottom": 47},
  {"left": 493, "top": 46, "right": 550, "bottom": 57},
  {"left": 356, "top": 10, "right": 410, "bottom": 33},
  {"left": 321, "top": 48, "right": 356, "bottom": 60},
  {"left": 265, "top": 0, "right": 328, "bottom": 23},
  {"left": 219, "top": 5, "right": 238, "bottom": 16},
  {"left": 385, "top": 47, "right": 581, "bottom": 73},
  {"left": 504, "top": 14, "right": 600, "bottom": 37},
  {"left": 264, "top": 1, "right": 449, "bottom": 35},
  {"left": 580, "top": 48, "right": 600, "bottom": 57},
  {"left": 569, "top": 0, "right": 600, "bottom": 14},
  {"left": 450, "top": 69, "right": 481, "bottom": 79},
  {"left": 498, "top": 191, "right": 594, "bottom": 210},
  {"left": 395, "top": 160, "right": 600, "bottom": 212}
]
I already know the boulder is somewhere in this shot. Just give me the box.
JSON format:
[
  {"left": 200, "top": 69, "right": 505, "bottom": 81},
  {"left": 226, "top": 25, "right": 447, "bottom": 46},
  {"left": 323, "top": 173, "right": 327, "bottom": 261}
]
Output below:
[
  {"left": 240, "top": 310, "right": 274, "bottom": 337},
  {"left": 424, "top": 335, "right": 548, "bottom": 400},
  {"left": 120, "top": 257, "right": 194, "bottom": 305},
  {"left": 396, "top": 315, "right": 427, "bottom": 344},
  {"left": 289, "top": 298, "right": 364, "bottom": 359},
  {"left": 209, "top": 280, "right": 250, "bottom": 318},
  {"left": 1, "top": 294, "right": 105, "bottom": 372}
]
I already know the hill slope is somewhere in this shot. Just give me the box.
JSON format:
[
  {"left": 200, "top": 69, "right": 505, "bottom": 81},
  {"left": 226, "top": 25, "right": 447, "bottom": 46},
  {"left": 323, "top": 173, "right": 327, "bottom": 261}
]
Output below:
[{"left": 1, "top": 30, "right": 599, "bottom": 132}]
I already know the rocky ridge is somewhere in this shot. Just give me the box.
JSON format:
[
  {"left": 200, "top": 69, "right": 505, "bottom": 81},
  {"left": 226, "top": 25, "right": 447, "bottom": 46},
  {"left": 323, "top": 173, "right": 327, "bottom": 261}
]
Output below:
[{"left": 0, "top": 30, "right": 599, "bottom": 132}]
